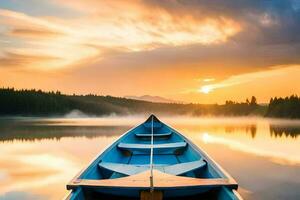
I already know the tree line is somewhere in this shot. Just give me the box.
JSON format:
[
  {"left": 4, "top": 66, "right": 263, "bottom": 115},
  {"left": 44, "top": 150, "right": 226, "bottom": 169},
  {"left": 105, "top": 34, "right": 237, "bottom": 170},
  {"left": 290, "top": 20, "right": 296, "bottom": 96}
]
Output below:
[
  {"left": 0, "top": 88, "right": 299, "bottom": 118},
  {"left": 266, "top": 95, "right": 300, "bottom": 118}
]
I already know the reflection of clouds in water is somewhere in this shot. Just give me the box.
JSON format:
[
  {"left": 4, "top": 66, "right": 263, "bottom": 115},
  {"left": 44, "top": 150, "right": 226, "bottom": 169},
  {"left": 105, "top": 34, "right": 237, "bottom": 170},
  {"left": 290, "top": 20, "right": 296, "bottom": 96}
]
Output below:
[
  {"left": 0, "top": 172, "right": 8, "bottom": 182},
  {"left": 199, "top": 133, "right": 300, "bottom": 166},
  {"left": 19, "top": 154, "right": 76, "bottom": 171},
  {"left": 0, "top": 191, "right": 46, "bottom": 200},
  {"left": 0, "top": 136, "right": 117, "bottom": 199},
  {"left": 0, "top": 153, "right": 78, "bottom": 195}
]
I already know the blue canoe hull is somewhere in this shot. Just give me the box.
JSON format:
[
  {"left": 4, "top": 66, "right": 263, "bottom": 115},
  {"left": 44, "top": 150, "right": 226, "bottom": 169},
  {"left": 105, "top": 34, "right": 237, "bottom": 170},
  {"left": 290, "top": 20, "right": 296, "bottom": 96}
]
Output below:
[{"left": 66, "top": 115, "right": 242, "bottom": 200}]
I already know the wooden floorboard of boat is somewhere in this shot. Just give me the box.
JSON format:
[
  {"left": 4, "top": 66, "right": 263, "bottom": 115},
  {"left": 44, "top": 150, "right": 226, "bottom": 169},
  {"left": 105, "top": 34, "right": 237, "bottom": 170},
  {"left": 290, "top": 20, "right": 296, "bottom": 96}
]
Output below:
[{"left": 67, "top": 170, "right": 237, "bottom": 189}]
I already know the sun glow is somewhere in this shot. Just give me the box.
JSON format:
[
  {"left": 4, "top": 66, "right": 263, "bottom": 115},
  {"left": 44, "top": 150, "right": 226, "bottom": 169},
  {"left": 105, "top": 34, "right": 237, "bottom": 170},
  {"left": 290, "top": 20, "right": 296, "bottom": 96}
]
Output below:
[{"left": 200, "top": 85, "right": 213, "bottom": 94}]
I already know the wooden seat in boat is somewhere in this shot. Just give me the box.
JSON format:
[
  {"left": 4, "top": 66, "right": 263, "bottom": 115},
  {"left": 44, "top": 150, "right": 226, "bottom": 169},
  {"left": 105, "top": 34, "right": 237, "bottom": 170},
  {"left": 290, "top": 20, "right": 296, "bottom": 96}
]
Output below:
[
  {"left": 135, "top": 132, "right": 172, "bottom": 137},
  {"left": 98, "top": 159, "right": 206, "bottom": 176},
  {"left": 163, "top": 159, "right": 207, "bottom": 175},
  {"left": 117, "top": 142, "right": 187, "bottom": 153},
  {"left": 99, "top": 162, "right": 147, "bottom": 175}
]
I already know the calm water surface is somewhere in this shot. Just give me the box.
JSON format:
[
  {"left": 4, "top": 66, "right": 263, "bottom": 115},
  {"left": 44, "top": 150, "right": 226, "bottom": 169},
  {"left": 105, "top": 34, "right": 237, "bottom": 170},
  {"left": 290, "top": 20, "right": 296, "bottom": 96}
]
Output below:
[{"left": 0, "top": 116, "right": 300, "bottom": 200}]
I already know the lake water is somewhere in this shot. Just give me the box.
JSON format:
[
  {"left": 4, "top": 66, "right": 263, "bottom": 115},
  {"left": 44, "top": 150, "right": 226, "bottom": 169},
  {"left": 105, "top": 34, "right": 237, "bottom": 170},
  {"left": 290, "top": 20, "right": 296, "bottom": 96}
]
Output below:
[{"left": 0, "top": 116, "right": 300, "bottom": 200}]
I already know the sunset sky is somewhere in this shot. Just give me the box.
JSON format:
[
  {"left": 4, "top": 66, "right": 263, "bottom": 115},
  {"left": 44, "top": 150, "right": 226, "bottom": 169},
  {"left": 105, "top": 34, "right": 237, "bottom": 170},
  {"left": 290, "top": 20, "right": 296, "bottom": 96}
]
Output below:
[{"left": 1, "top": 0, "right": 300, "bottom": 103}]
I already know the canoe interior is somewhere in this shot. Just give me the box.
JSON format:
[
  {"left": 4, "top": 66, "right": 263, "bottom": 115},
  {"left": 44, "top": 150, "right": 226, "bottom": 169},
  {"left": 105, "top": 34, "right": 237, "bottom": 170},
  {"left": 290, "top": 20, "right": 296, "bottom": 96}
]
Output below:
[
  {"left": 67, "top": 115, "right": 241, "bottom": 199},
  {"left": 78, "top": 115, "right": 221, "bottom": 181}
]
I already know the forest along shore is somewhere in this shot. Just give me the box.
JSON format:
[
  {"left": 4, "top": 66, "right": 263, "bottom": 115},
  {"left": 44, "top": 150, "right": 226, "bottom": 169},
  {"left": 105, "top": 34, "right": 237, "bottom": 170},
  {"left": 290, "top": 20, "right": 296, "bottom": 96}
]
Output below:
[{"left": 0, "top": 88, "right": 299, "bottom": 119}]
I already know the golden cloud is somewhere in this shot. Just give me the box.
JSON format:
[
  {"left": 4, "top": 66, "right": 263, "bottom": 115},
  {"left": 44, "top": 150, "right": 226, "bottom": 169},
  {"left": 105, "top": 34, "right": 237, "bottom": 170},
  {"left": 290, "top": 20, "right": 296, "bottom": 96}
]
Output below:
[
  {"left": 0, "top": 52, "right": 62, "bottom": 68},
  {"left": 0, "top": 2, "right": 241, "bottom": 70},
  {"left": 9, "top": 28, "right": 64, "bottom": 38},
  {"left": 199, "top": 65, "right": 300, "bottom": 93}
]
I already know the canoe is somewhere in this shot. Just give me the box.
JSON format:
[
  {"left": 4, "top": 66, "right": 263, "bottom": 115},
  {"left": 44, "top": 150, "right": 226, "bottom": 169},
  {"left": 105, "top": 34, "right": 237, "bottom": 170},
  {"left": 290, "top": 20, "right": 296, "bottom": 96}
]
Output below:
[{"left": 66, "top": 115, "right": 242, "bottom": 200}]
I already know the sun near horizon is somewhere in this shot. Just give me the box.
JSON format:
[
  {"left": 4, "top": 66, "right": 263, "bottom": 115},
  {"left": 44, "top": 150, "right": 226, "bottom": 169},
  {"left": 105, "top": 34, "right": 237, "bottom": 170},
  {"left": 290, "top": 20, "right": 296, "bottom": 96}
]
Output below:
[{"left": 1, "top": 1, "right": 300, "bottom": 104}]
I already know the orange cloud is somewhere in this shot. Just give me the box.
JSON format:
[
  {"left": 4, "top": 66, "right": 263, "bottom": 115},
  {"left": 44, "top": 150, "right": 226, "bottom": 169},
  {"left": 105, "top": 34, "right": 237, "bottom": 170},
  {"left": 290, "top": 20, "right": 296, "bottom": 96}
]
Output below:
[
  {"left": 199, "top": 65, "right": 300, "bottom": 93},
  {"left": 0, "top": 52, "right": 61, "bottom": 68},
  {"left": 9, "top": 28, "right": 64, "bottom": 38},
  {"left": 0, "top": 3, "right": 241, "bottom": 70}
]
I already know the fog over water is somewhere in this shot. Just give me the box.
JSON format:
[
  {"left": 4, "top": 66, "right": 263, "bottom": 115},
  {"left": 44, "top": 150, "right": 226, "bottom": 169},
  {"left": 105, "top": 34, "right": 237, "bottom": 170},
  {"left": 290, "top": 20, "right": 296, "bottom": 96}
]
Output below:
[{"left": 0, "top": 116, "right": 300, "bottom": 200}]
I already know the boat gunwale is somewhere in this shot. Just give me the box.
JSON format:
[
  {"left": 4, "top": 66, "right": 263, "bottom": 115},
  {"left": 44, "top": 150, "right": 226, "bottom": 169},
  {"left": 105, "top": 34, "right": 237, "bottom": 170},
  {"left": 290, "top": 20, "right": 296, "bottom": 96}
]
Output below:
[
  {"left": 63, "top": 189, "right": 73, "bottom": 200},
  {"left": 232, "top": 189, "right": 244, "bottom": 200},
  {"left": 67, "top": 179, "right": 238, "bottom": 190},
  {"left": 64, "top": 187, "right": 83, "bottom": 200}
]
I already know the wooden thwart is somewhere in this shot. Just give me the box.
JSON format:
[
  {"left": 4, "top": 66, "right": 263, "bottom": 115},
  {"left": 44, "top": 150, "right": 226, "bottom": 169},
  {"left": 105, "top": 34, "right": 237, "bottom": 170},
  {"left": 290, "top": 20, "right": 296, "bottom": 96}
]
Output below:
[{"left": 67, "top": 170, "right": 237, "bottom": 190}]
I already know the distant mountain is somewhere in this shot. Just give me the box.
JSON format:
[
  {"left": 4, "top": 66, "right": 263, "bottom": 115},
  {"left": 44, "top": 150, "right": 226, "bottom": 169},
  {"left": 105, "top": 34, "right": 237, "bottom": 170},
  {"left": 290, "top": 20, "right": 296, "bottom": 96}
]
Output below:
[{"left": 124, "top": 95, "right": 182, "bottom": 103}]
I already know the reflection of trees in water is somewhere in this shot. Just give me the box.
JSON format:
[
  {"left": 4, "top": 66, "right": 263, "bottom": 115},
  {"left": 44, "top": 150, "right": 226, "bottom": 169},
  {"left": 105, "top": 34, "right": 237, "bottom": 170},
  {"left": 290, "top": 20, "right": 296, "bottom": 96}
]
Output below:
[
  {"left": 0, "top": 124, "right": 130, "bottom": 142},
  {"left": 225, "top": 125, "right": 257, "bottom": 138},
  {"left": 269, "top": 125, "right": 300, "bottom": 138},
  {"left": 248, "top": 125, "right": 257, "bottom": 139},
  {"left": 225, "top": 124, "right": 300, "bottom": 139}
]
